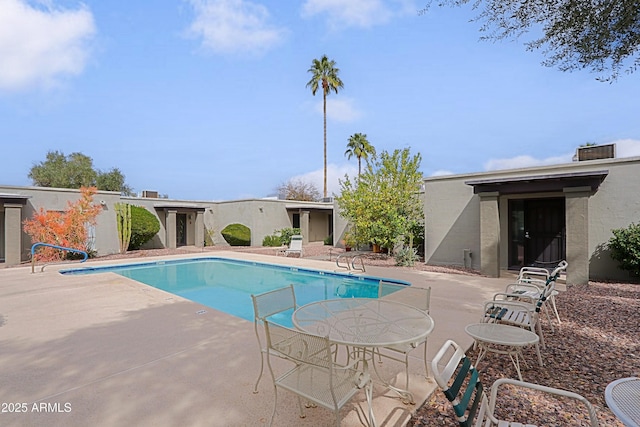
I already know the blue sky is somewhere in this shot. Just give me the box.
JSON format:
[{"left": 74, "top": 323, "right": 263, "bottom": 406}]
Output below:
[{"left": 1, "top": 0, "right": 639, "bottom": 201}]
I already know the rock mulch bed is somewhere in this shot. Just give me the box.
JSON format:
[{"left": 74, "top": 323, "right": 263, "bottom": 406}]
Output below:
[{"left": 409, "top": 281, "right": 639, "bottom": 427}]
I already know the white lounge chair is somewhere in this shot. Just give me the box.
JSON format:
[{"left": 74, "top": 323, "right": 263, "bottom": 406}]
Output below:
[
  {"left": 282, "top": 235, "right": 303, "bottom": 257},
  {"left": 431, "top": 339, "right": 599, "bottom": 427}
]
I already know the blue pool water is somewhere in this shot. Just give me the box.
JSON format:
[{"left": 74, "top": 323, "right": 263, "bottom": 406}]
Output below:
[{"left": 62, "top": 257, "right": 408, "bottom": 326}]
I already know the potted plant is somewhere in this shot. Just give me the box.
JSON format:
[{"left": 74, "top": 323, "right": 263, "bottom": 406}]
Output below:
[{"left": 343, "top": 232, "right": 356, "bottom": 251}]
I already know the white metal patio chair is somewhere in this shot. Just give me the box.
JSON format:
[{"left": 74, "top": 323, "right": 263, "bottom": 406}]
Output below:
[
  {"left": 282, "top": 235, "right": 303, "bottom": 257},
  {"left": 251, "top": 284, "right": 297, "bottom": 393},
  {"left": 431, "top": 339, "right": 599, "bottom": 427},
  {"left": 375, "top": 281, "right": 431, "bottom": 390},
  {"left": 264, "top": 320, "right": 372, "bottom": 427},
  {"left": 498, "top": 260, "right": 567, "bottom": 332},
  {"left": 482, "top": 281, "right": 553, "bottom": 354},
  {"left": 506, "top": 260, "right": 567, "bottom": 325}
]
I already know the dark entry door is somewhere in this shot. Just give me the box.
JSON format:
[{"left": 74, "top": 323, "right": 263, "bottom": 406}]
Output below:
[
  {"left": 176, "top": 213, "right": 187, "bottom": 246},
  {"left": 509, "top": 198, "right": 566, "bottom": 268}
]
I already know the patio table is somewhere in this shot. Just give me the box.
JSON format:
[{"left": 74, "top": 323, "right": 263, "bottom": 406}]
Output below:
[
  {"left": 605, "top": 377, "right": 640, "bottom": 427},
  {"left": 292, "top": 298, "right": 434, "bottom": 427},
  {"left": 465, "top": 322, "right": 542, "bottom": 381}
]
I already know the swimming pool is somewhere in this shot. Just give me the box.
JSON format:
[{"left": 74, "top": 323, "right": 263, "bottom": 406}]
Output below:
[{"left": 62, "top": 257, "right": 408, "bottom": 326}]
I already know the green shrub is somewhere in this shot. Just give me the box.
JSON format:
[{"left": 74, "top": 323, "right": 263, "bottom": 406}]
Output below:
[
  {"left": 262, "top": 234, "right": 282, "bottom": 247},
  {"left": 128, "top": 206, "right": 161, "bottom": 250},
  {"left": 324, "top": 234, "right": 333, "bottom": 245},
  {"left": 277, "top": 227, "right": 301, "bottom": 246},
  {"left": 395, "top": 245, "right": 419, "bottom": 266},
  {"left": 608, "top": 222, "right": 640, "bottom": 276},
  {"left": 221, "top": 223, "right": 251, "bottom": 246}
]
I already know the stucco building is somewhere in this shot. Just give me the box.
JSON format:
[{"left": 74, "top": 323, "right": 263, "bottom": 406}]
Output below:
[
  {"left": 0, "top": 186, "right": 333, "bottom": 267},
  {"left": 423, "top": 155, "right": 640, "bottom": 285}
]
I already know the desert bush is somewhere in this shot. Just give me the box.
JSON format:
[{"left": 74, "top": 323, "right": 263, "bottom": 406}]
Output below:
[
  {"left": 128, "top": 206, "right": 160, "bottom": 250},
  {"left": 395, "top": 245, "right": 419, "bottom": 267},
  {"left": 608, "top": 222, "right": 640, "bottom": 276},
  {"left": 262, "top": 235, "right": 281, "bottom": 247},
  {"left": 23, "top": 187, "right": 102, "bottom": 262},
  {"left": 277, "top": 227, "right": 301, "bottom": 246},
  {"left": 221, "top": 223, "right": 251, "bottom": 246}
]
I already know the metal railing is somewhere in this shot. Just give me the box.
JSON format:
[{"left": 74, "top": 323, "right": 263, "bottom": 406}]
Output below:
[
  {"left": 31, "top": 242, "right": 88, "bottom": 273},
  {"left": 335, "top": 253, "right": 366, "bottom": 273}
]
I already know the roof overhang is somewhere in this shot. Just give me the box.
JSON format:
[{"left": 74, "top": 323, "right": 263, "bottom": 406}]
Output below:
[
  {"left": 153, "top": 203, "right": 206, "bottom": 211},
  {"left": 284, "top": 203, "right": 334, "bottom": 211},
  {"left": 0, "top": 193, "right": 31, "bottom": 205},
  {"left": 465, "top": 170, "right": 609, "bottom": 195}
]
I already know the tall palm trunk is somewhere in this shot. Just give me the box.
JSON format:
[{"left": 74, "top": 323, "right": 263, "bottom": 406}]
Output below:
[{"left": 323, "top": 84, "right": 328, "bottom": 199}]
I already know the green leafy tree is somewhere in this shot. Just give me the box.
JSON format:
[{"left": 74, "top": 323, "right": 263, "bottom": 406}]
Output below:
[
  {"left": 306, "top": 55, "right": 344, "bottom": 198},
  {"left": 29, "top": 150, "right": 134, "bottom": 195},
  {"left": 425, "top": 0, "right": 640, "bottom": 81},
  {"left": 345, "top": 133, "right": 376, "bottom": 176},
  {"left": 96, "top": 168, "right": 134, "bottom": 196},
  {"left": 336, "top": 148, "right": 424, "bottom": 251},
  {"left": 30, "top": 151, "right": 97, "bottom": 188}
]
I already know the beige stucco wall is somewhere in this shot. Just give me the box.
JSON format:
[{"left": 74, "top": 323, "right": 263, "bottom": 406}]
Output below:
[
  {"left": 0, "top": 185, "right": 122, "bottom": 260},
  {"left": 424, "top": 177, "right": 480, "bottom": 269},
  {"left": 0, "top": 185, "right": 334, "bottom": 266},
  {"left": 424, "top": 157, "right": 640, "bottom": 281}
]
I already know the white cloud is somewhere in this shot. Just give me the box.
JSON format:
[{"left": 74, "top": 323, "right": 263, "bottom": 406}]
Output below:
[
  {"left": 186, "top": 0, "right": 287, "bottom": 56},
  {"left": 0, "top": 0, "right": 96, "bottom": 92},
  {"left": 483, "top": 153, "right": 574, "bottom": 171},
  {"left": 310, "top": 97, "right": 362, "bottom": 122},
  {"left": 482, "top": 139, "right": 640, "bottom": 172},
  {"left": 291, "top": 163, "right": 358, "bottom": 197},
  {"left": 612, "top": 139, "right": 640, "bottom": 158},
  {"left": 430, "top": 170, "right": 453, "bottom": 177},
  {"left": 302, "top": 0, "right": 410, "bottom": 30}
]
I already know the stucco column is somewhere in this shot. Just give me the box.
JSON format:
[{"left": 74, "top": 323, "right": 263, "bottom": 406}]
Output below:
[
  {"left": 300, "top": 210, "right": 310, "bottom": 244},
  {"left": 479, "top": 192, "right": 500, "bottom": 277},
  {"left": 4, "top": 203, "right": 23, "bottom": 266},
  {"left": 166, "top": 209, "right": 177, "bottom": 249},
  {"left": 564, "top": 186, "right": 591, "bottom": 285},
  {"left": 195, "top": 210, "right": 204, "bottom": 248}
]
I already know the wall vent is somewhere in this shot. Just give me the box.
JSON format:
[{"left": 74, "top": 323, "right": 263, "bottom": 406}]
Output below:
[{"left": 576, "top": 144, "right": 615, "bottom": 161}]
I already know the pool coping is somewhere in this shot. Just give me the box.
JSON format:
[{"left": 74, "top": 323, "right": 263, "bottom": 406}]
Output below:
[{"left": 0, "top": 251, "right": 512, "bottom": 427}]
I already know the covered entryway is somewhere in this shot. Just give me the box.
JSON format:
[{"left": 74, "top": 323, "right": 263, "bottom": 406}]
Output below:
[
  {"left": 467, "top": 170, "right": 608, "bottom": 284},
  {"left": 509, "top": 198, "right": 566, "bottom": 269},
  {"left": 155, "top": 204, "right": 206, "bottom": 249}
]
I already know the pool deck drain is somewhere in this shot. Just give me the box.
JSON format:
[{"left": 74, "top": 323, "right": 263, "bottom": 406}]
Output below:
[{"left": 0, "top": 251, "right": 511, "bottom": 427}]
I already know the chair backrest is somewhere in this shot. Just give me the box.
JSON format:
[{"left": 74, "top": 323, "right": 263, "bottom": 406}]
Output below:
[
  {"left": 251, "top": 284, "right": 296, "bottom": 321},
  {"left": 378, "top": 281, "right": 431, "bottom": 313},
  {"left": 431, "top": 340, "right": 489, "bottom": 427},
  {"left": 288, "top": 235, "right": 303, "bottom": 250},
  {"left": 264, "top": 320, "right": 332, "bottom": 370}
]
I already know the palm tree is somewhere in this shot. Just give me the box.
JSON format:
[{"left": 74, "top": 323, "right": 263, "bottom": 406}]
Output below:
[
  {"left": 306, "top": 55, "right": 344, "bottom": 199},
  {"left": 345, "top": 133, "right": 376, "bottom": 176}
]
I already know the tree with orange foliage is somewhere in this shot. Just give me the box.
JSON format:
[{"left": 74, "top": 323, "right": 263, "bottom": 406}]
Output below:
[{"left": 23, "top": 187, "right": 103, "bottom": 262}]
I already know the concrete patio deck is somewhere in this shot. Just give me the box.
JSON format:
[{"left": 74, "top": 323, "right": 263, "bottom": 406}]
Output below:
[{"left": 0, "top": 252, "right": 512, "bottom": 427}]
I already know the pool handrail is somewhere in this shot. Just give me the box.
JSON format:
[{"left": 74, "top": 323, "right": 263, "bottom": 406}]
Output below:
[
  {"left": 336, "top": 253, "right": 366, "bottom": 273},
  {"left": 31, "top": 242, "right": 88, "bottom": 273}
]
